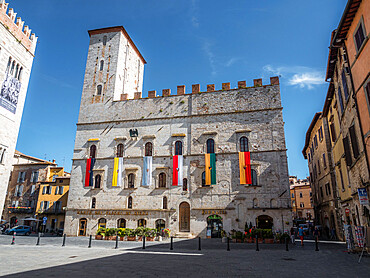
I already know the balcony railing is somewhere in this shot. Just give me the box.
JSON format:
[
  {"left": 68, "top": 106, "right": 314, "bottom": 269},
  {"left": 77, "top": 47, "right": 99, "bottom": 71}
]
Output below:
[
  {"left": 37, "top": 208, "right": 64, "bottom": 214},
  {"left": 8, "top": 207, "right": 33, "bottom": 214}
]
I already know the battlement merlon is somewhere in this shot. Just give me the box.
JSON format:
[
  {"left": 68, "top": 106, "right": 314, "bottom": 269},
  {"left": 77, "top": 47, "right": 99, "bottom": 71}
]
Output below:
[
  {"left": 0, "top": 1, "right": 37, "bottom": 55},
  {"left": 88, "top": 26, "right": 146, "bottom": 65},
  {"left": 119, "top": 76, "right": 280, "bottom": 101}
]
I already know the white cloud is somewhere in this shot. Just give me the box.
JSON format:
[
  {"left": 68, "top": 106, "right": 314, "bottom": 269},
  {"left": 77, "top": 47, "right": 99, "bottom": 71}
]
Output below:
[
  {"left": 225, "top": 57, "right": 239, "bottom": 67},
  {"left": 202, "top": 40, "right": 217, "bottom": 76},
  {"left": 263, "top": 64, "right": 325, "bottom": 89},
  {"left": 190, "top": 0, "right": 199, "bottom": 28}
]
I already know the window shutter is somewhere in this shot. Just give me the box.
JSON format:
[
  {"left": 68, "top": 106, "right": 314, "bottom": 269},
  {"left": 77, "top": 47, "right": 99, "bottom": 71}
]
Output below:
[
  {"left": 60, "top": 186, "right": 64, "bottom": 195},
  {"left": 31, "top": 184, "right": 35, "bottom": 195},
  {"left": 40, "top": 201, "right": 44, "bottom": 211},
  {"left": 17, "top": 172, "right": 22, "bottom": 183},
  {"left": 15, "top": 200, "right": 19, "bottom": 207},
  {"left": 343, "top": 136, "right": 353, "bottom": 166},
  {"left": 46, "top": 201, "right": 50, "bottom": 209},
  {"left": 55, "top": 186, "right": 58, "bottom": 195},
  {"left": 42, "top": 186, "right": 46, "bottom": 194},
  {"left": 14, "top": 185, "right": 19, "bottom": 196},
  {"left": 349, "top": 125, "right": 360, "bottom": 159},
  {"left": 19, "top": 185, "right": 23, "bottom": 196}
]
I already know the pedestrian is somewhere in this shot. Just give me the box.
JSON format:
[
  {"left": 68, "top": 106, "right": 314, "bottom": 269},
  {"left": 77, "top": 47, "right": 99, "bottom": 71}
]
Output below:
[
  {"left": 290, "top": 227, "right": 295, "bottom": 245},
  {"left": 298, "top": 226, "right": 304, "bottom": 246},
  {"left": 313, "top": 226, "right": 320, "bottom": 241},
  {"left": 330, "top": 227, "right": 336, "bottom": 240}
]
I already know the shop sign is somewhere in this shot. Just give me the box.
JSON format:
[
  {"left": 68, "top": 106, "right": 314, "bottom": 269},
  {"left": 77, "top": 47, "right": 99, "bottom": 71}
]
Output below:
[
  {"left": 345, "top": 208, "right": 350, "bottom": 216},
  {"left": 358, "top": 188, "right": 369, "bottom": 206},
  {"left": 201, "top": 210, "right": 227, "bottom": 215}
]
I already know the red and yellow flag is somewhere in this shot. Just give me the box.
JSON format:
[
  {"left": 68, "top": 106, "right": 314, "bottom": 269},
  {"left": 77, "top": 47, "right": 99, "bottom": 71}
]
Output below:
[{"left": 239, "top": 152, "right": 251, "bottom": 184}]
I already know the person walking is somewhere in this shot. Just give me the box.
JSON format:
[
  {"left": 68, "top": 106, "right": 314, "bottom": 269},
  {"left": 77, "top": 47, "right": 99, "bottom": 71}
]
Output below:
[
  {"left": 314, "top": 226, "right": 320, "bottom": 241},
  {"left": 290, "top": 227, "right": 295, "bottom": 245},
  {"left": 330, "top": 227, "right": 336, "bottom": 240},
  {"left": 298, "top": 226, "right": 304, "bottom": 246}
]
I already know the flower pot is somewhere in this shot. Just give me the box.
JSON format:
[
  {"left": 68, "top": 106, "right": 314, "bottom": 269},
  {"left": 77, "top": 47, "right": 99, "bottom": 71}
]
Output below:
[
  {"left": 127, "top": 236, "right": 136, "bottom": 241},
  {"left": 247, "top": 238, "right": 253, "bottom": 243},
  {"left": 156, "top": 236, "right": 162, "bottom": 241},
  {"left": 95, "top": 235, "right": 103, "bottom": 240},
  {"left": 146, "top": 237, "right": 154, "bottom": 241},
  {"left": 236, "top": 239, "right": 242, "bottom": 243},
  {"left": 104, "top": 236, "right": 110, "bottom": 240},
  {"left": 232, "top": 238, "right": 237, "bottom": 243},
  {"left": 137, "top": 236, "right": 143, "bottom": 241},
  {"left": 111, "top": 236, "right": 117, "bottom": 241},
  {"left": 119, "top": 237, "right": 124, "bottom": 241},
  {"left": 264, "top": 238, "right": 274, "bottom": 244}
]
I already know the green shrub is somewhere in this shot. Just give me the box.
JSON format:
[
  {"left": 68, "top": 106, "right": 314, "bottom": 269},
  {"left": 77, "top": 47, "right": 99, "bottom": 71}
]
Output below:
[
  {"left": 135, "top": 227, "right": 145, "bottom": 236},
  {"left": 96, "top": 227, "right": 106, "bottom": 236}
]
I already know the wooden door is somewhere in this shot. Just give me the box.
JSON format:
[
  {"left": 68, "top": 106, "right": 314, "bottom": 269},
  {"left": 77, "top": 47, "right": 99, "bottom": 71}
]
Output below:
[
  {"left": 79, "top": 219, "right": 87, "bottom": 236},
  {"left": 179, "top": 202, "right": 190, "bottom": 232}
]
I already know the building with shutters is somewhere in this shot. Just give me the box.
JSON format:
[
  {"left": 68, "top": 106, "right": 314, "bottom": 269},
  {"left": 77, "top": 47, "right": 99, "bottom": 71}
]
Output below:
[
  {"left": 0, "top": 1, "right": 37, "bottom": 219},
  {"left": 1, "top": 151, "right": 56, "bottom": 231},
  {"left": 64, "top": 26, "right": 292, "bottom": 238},
  {"left": 35, "top": 175, "right": 70, "bottom": 233},
  {"left": 289, "top": 176, "right": 314, "bottom": 222},
  {"left": 303, "top": 0, "right": 370, "bottom": 242}
]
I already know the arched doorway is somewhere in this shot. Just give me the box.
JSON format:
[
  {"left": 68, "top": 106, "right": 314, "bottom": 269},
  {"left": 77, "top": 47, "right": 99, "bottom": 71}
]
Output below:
[
  {"left": 179, "top": 202, "right": 190, "bottom": 232},
  {"left": 256, "top": 215, "right": 273, "bottom": 229},
  {"left": 79, "top": 218, "right": 87, "bottom": 236},
  {"left": 156, "top": 219, "right": 166, "bottom": 236},
  {"left": 207, "top": 215, "right": 223, "bottom": 238}
]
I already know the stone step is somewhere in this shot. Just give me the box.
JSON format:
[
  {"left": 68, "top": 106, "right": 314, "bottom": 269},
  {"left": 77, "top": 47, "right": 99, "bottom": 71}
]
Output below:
[{"left": 175, "top": 232, "right": 194, "bottom": 238}]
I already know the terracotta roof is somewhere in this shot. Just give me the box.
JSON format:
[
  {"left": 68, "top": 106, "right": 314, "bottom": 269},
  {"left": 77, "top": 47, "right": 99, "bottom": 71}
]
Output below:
[
  {"left": 302, "top": 112, "right": 322, "bottom": 158},
  {"left": 326, "top": 0, "right": 362, "bottom": 81},
  {"left": 14, "top": 150, "right": 56, "bottom": 165},
  {"left": 88, "top": 26, "right": 146, "bottom": 64}
]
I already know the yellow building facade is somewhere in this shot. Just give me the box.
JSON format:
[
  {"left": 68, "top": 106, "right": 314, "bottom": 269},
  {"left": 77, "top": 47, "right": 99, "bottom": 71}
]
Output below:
[{"left": 35, "top": 168, "right": 70, "bottom": 233}]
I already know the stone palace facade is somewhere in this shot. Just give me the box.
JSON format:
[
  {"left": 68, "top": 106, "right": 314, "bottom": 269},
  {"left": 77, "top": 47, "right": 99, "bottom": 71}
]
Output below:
[{"left": 64, "top": 26, "right": 291, "bottom": 238}]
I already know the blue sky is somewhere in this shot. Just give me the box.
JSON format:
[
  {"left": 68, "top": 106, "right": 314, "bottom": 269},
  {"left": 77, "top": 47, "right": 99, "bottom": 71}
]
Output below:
[{"left": 12, "top": 0, "right": 347, "bottom": 178}]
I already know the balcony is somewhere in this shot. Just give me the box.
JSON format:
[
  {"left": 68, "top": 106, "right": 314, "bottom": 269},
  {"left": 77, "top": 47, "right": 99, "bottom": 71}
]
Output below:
[
  {"left": 37, "top": 208, "right": 64, "bottom": 215},
  {"left": 8, "top": 207, "right": 34, "bottom": 214}
]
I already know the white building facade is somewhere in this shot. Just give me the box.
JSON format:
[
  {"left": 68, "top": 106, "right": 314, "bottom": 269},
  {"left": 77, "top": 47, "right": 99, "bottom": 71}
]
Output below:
[
  {"left": 0, "top": 1, "right": 37, "bottom": 218},
  {"left": 65, "top": 26, "right": 291, "bottom": 238}
]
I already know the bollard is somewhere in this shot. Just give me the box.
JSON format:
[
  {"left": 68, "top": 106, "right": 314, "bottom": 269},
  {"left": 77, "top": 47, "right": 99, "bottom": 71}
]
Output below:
[
  {"left": 256, "top": 235, "right": 259, "bottom": 251},
  {"left": 315, "top": 237, "right": 319, "bottom": 251},
  {"left": 170, "top": 236, "right": 173, "bottom": 250},
  {"left": 198, "top": 237, "right": 201, "bottom": 251},
  {"left": 11, "top": 232, "right": 16, "bottom": 245},
  {"left": 36, "top": 232, "right": 41, "bottom": 246},
  {"left": 142, "top": 236, "right": 145, "bottom": 250},
  {"left": 285, "top": 237, "right": 289, "bottom": 251},
  {"left": 88, "top": 235, "right": 92, "bottom": 248},
  {"left": 115, "top": 235, "right": 119, "bottom": 249},
  {"left": 62, "top": 234, "right": 66, "bottom": 247},
  {"left": 227, "top": 237, "right": 230, "bottom": 251}
]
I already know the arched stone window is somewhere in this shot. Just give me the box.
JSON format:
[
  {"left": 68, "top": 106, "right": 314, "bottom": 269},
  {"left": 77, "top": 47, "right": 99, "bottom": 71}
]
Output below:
[
  {"left": 117, "top": 218, "right": 126, "bottom": 228},
  {"left": 95, "top": 174, "right": 101, "bottom": 189},
  {"left": 14, "top": 64, "right": 19, "bottom": 78},
  {"left": 128, "top": 196, "right": 133, "bottom": 209},
  {"left": 96, "top": 85, "right": 102, "bottom": 96},
  {"left": 103, "top": 35, "right": 107, "bottom": 46},
  {"left": 158, "top": 173, "right": 166, "bottom": 188},
  {"left": 201, "top": 171, "right": 206, "bottom": 187},
  {"left": 91, "top": 197, "right": 96, "bottom": 209},
  {"left": 90, "top": 145, "right": 96, "bottom": 158},
  {"left": 175, "top": 141, "right": 183, "bottom": 155},
  {"left": 155, "top": 219, "right": 166, "bottom": 233},
  {"left": 183, "top": 178, "right": 188, "bottom": 191},
  {"left": 206, "top": 139, "right": 215, "bottom": 154},
  {"left": 10, "top": 60, "right": 15, "bottom": 75},
  {"left": 128, "top": 173, "right": 135, "bottom": 188},
  {"left": 100, "top": 60, "right": 104, "bottom": 71},
  {"left": 145, "top": 142, "right": 153, "bottom": 156},
  {"left": 18, "top": 67, "right": 23, "bottom": 81},
  {"left": 98, "top": 218, "right": 106, "bottom": 228},
  {"left": 251, "top": 169, "right": 258, "bottom": 186},
  {"left": 116, "top": 144, "right": 124, "bottom": 157},
  {"left": 240, "top": 136, "right": 249, "bottom": 152},
  {"left": 138, "top": 219, "right": 147, "bottom": 227},
  {"left": 253, "top": 198, "right": 258, "bottom": 208},
  {"left": 163, "top": 196, "right": 168, "bottom": 209}
]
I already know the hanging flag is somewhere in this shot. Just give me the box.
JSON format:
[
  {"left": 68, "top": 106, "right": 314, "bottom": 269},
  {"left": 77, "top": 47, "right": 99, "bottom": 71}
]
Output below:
[
  {"left": 112, "top": 157, "right": 124, "bottom": 187},
  {"left": 89, "top": 158, "right": 96, "bottom": 187},
  {"left": 85, "top": 158, "right": 96, "bottom": 187},
  {"left": 239, "top": 152, "right": 251, "bottom": 184},
  {"left": 142, "top": 156, "right": 152, "bottom": 186},
  {"left": 172, "top": 155, "right": 183, "bottom": 186},
  {"left": 205, "top": 153, "right": 216, "bottom": 185}
]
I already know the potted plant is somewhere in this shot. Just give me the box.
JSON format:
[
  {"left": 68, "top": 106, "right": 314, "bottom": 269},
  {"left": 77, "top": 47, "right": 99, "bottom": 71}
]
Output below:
[
  {"left": 135, "top": 227, "right": 145, "bottom": 241},
  {"left": 95, "top": 227, "right": 105, "bottom": 240},
  {"left": 263, "top": 229, "right": 274, "bottom": 244},
  {"left": 118, "top": 228, "right": 126, "bottom": 241},
  {"left": 163, "top": 228, "right": 171, "bottom": 238},
  {"left": 145, "top": 228, "right": 156, "bottom": 241},
  {"left": 110, "top": 228, "right": 119, "bottom": 240},
  {"left": 126, "top": 229, "right": 136, "bottom": 241}
]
